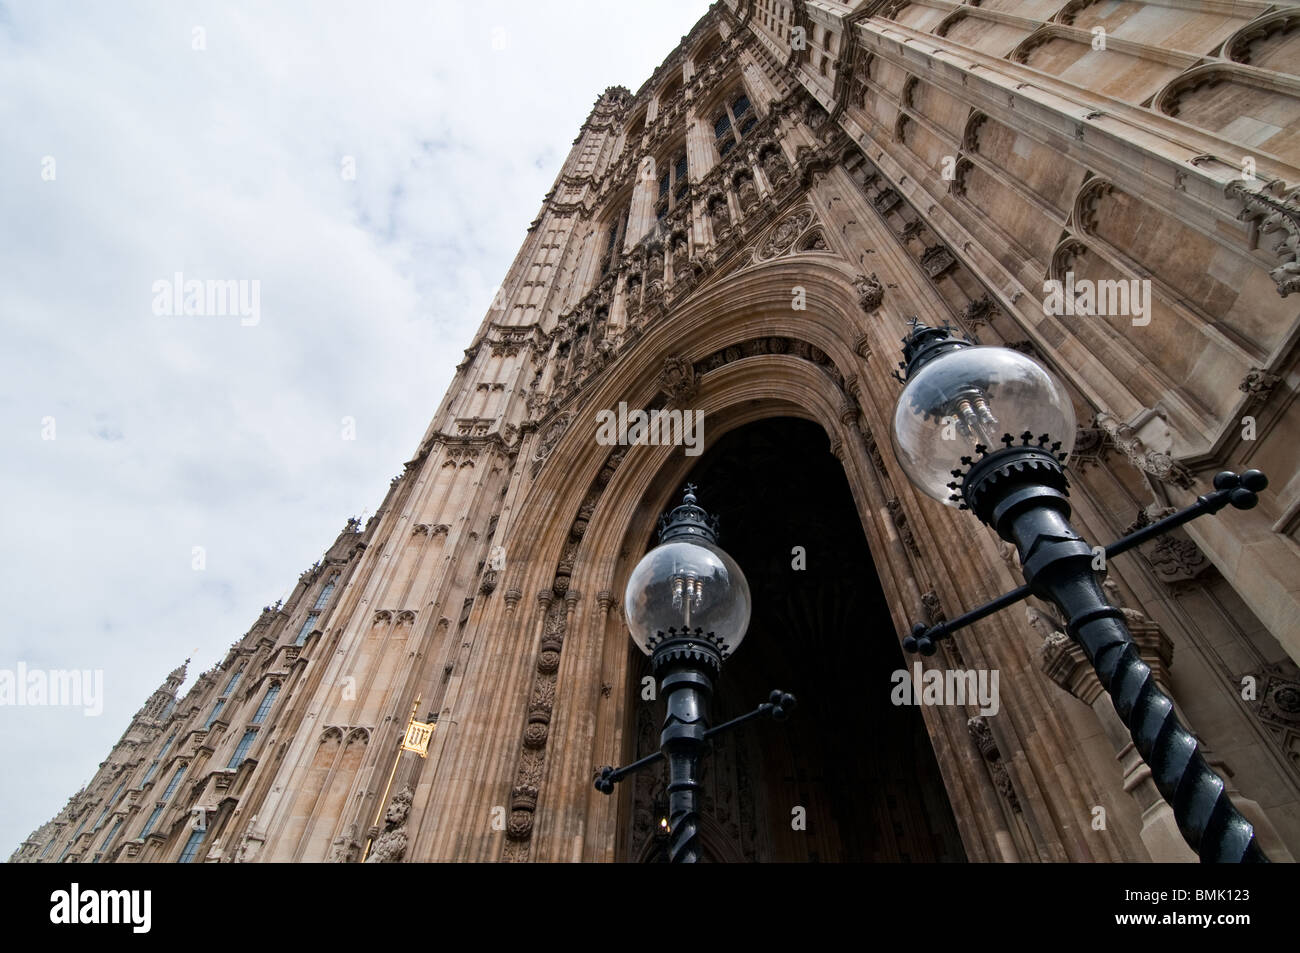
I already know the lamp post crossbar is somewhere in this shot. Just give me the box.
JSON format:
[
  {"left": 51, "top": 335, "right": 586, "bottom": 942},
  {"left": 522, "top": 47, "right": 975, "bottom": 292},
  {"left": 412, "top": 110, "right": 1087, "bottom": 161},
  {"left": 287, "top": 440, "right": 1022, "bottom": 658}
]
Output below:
[
  {"left": 595, "top": 689, "right": 796, "bottom": 791},
  {"left": 903, "top": 471, "right": 1266, "bottom": 654}
]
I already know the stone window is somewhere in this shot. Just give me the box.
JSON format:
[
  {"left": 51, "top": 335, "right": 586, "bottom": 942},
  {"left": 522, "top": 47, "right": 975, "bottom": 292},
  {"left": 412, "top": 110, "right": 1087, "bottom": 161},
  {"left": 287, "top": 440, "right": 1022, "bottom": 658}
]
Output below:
[
  {"left": 313, "top": 572, "right": 338, "bottom": 609},
  {"left": 294, "top": 611, "right": 320, "bottom": 646},
  {"left": 252, "top": 683, "right": 281, "bottom": 725},
  {"left": 714, "top": 90, "right": 755, "bottom": 158},
  {"left": 656, "top": 148, "right": 689, "bottom": 222},
  {"left": 227, "top": 729, "right": 257, "bottom": 769},
  {"left": 178, "top": 827, "right": 206, "bottom": 863},
  {"left": 601, "top": 205, "right": 630, "bottom": 275}
]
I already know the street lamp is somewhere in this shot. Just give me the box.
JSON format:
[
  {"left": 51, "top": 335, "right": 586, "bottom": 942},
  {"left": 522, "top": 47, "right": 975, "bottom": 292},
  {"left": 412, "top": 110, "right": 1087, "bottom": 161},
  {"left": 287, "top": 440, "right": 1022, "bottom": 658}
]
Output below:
[
  {"left": 595, "top": 484, "right": 796, "bottom": 863},
  {"left": 890, "top": 318, "right": 1269, "bottom": 863}
]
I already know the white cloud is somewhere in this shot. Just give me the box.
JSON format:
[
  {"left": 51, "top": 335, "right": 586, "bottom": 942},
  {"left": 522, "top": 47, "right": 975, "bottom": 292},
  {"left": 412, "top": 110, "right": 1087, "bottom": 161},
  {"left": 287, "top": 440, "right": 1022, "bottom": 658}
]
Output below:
[{"left": 0, "top": 0, "right": 712, "bottom": 856}]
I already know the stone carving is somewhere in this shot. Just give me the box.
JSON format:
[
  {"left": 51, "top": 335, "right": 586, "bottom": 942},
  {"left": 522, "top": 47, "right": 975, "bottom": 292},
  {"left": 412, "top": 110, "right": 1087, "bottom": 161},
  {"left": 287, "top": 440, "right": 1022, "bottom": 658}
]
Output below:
[
  {"left": 760, "top": 144, "right": 791, "bottom": 186},
  {"left": 709, "top": 194, "right": 731, "bottom": 232},
  {"left": 860, "top": 424, "right": 886, "bottom": 473},
  {"left": 885, "top": 497, "right": 921, "bottom": 558},
  {"left": 736, "top": 172, "right": 759, "bottom": 211},
  {"left": 967, "top": 716, "right": 1021, "bottom": 813},
  {"left": 854, "top": 272, "right": 884, "bottom": 313},
  {"left": 920, "top": 243, "right": 956, "bottom": 278},
  {"left": 671, "top": 234, "right": 690, "bottom": 274},
  {"left": 1239, "top": 367, "right": 1281, "bottom": 397},
  {"left": 872, "top": 189, "right": 900, "bottom": 214},
  {"left": 1093, "top": 411, "right": 1194, "bottom": 489},
  {"left": 1121, "top": 505, "right": 1209, "bottom": 585},
  {"left": 921, "top": 589, "right": 946, "bottom": 625},
  {"left": 959, "top": 293, "right": 996, "bottom": 331},
  {"left": 759, "top": 207, "right": 814, "bottom": 259},
  {"left": 1146, "top": 534, "right": 1211, "bottom": 584},
  {"left": 801, "top": 230, "right": 828, "bottom": 251},
  {"left": 328, "top": 822, "right": 360, "bottom": 863},
  {"left": 531, "top": 410, "right": 573, "bottom": 478},
  {"left": 365, "top": 785, "right": 413, "bottom": 863},
  {"left": 1225, "top": 179, "right": 1300, "bottom": 297},
  {"left": 1242, "top": 659, "right": 1300, "bottom": 784},
  {"left": 658, "top": 355, "right": 698, "bottom": 404}
]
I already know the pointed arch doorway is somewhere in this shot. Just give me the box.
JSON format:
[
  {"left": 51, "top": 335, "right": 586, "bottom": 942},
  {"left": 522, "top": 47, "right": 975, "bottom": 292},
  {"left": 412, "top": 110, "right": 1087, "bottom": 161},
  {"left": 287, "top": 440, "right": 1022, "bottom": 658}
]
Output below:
[{"left": 617, "top": 416, "right": 966, "bottom": 862}]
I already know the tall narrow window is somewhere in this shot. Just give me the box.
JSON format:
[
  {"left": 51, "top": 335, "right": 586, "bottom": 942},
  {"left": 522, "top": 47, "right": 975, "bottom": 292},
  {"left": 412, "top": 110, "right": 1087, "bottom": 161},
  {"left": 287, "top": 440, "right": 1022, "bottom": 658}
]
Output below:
[
  {"left": 93, "top": 781, "right": 126, "bottom": 830},
  {"left": 313, "top": 573, "right": 338, "bottom": 610},
  {"left": 203, "top": 698, "right": 225, "bottom": 729},
  {"left": 252, "top": 684, "right": 281, "bottom": 725},
  {"left": 58, "top": 816, "right": 88, "bottom": 861},
  {"left": 222, "top": 666, "right": 242, "bottom": 695},
  {"left": 139, "top": 766, "right": 183, "bottom": 838},
  {"left": 601, "top": 205, "right": 630, "bottom": 274},
  {"left": 142, "top": 733, "right": 176, "bottom": 784},
  {"left": 95, "top": 818, "right": 123, "bottom": 861},
  {"left": 656, "top": 149, "right": 689, "bottom": 222},
  {"left": 139, "top": 805, "right": 164, "bottom": 838},
  {"left": 178, "top": 828, "right": 206, "bottom": 864},
  {"left": 714, "top": 89, "right": 755, "bottom": 157},
  {"left": 158, "top": 766, "right": 185, "bottom": 802},
  {"left": 294, "top": 612, "right": 320, "bottom": 646},
  {"left": 227, "top": 729, "right": 257, "bottom": 769}
]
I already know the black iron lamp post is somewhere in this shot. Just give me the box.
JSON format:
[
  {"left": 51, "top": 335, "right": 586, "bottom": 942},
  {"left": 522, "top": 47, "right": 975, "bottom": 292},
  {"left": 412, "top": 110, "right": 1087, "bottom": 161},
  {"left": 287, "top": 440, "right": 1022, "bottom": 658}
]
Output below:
[
  {"left": 594, "top": 485, "right": 796, "bottom": 862},
  {"left": 890, "top": 318, "right": 1269, "bottom": 863}
]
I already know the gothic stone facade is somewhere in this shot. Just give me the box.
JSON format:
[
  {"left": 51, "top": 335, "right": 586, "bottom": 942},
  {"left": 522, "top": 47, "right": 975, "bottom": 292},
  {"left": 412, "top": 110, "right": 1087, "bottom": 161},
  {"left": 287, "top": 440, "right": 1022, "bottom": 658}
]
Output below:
[{"left": 13, "top": 0, "right": 1300, "bottom": 864}]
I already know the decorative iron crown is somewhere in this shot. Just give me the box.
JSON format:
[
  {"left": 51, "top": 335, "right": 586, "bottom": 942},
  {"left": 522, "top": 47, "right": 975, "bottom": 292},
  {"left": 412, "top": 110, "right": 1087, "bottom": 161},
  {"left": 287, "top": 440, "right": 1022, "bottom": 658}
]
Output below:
[{"left": 657, "top": 484, "right": 721, "bottom": 545}]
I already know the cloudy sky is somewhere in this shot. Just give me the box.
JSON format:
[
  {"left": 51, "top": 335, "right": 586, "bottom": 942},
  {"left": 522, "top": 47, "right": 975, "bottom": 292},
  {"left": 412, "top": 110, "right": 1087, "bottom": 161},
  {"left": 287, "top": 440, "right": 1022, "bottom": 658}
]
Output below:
[{"left": 0, "top": 0, "right": 712, "bottom": 856}]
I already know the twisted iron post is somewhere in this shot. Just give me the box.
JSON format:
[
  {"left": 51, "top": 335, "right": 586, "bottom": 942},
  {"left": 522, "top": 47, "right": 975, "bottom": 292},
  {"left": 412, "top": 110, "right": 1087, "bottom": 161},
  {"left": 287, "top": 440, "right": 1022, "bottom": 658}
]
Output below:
[
  {"left": 652, "top": 632, "right": 719, "bottom": 864},
  {"left": 967, "top": 448, "right": 1268, "bottom": 862}
]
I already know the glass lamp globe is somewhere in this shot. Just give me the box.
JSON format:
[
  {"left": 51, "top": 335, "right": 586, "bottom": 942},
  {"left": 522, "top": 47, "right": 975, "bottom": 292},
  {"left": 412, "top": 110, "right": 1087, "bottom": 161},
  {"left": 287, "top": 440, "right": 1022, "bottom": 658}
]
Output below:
[
  {"left": 624, "top": 537, "right": 751, "bottom": 657},
  {"left": 892, "top": 344, "right": 1077, "bottom": 506}
]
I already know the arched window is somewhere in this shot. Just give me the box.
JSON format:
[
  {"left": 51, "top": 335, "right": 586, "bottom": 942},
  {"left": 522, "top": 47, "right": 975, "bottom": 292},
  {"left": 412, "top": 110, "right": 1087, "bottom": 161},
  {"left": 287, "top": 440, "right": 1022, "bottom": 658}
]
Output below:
[
  {"left": 313, "top": 573, "right": 338, "bottom": 610},
  {"left": 625, "top": 110, "right": 646, "bottom": 144},
  {"left": 58, "top": 815, "right": 88, "bottom": 861},
  {"left": 178, "top": 828, "right": 206, "bottom": 863},
  {"left": 601, "top": 204, "right": 630, "bottom": 275},
  {"left": 139, "top": 765, "right": 185, "bottom": 837},
  {"left": 221, "top": 665, "right": 243, "bottom": 695},
  {"left": 94, "top": 818, "right": 123, "bottom": 861},
  {"left": 660, "top": 75, "right": 682, "bottom": 107},
  {"left": 252, "top": 683, "right": 281, "bottom": 725},
  {"left": 227, "top": 729, "right": 257, "bottom": 769},
  {"left": 656, "top": 149, "right": 689, "bottom": 224},
  {"left": 141, "top": 732, "right": 176, "bottom": 784},
  {"left": 294, "top": 612, "right": 320, "bottom": 646},
  {"left": 713, "top": 90, "right": 755, "bottom": 158},
  {"left": 694, "top": 33, "right": 722, "bottom": 67},
  {"left": 92, "top": 780, "right": 126, "bottom": 830}
]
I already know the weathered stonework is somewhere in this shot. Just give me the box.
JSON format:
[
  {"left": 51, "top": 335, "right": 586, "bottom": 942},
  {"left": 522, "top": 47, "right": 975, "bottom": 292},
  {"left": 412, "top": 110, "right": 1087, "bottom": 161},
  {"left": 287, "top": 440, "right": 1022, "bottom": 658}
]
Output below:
[{"left": 14, "top": 0, "right": 1300, "bottom": 865}]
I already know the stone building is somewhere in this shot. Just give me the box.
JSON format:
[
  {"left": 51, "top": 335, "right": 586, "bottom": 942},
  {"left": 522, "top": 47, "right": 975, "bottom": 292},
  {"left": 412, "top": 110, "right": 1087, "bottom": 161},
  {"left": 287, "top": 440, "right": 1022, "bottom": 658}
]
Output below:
[{"left": 12, "top": 0, "right": 1300, "bottom": 863}]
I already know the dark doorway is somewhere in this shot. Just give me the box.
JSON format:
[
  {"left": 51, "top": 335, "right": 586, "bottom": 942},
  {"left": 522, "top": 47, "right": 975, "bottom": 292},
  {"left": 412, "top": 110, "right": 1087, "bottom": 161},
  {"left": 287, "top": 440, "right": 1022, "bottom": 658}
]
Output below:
[{"left": 621, "top": 417, "right": 966, "bottom": 862}]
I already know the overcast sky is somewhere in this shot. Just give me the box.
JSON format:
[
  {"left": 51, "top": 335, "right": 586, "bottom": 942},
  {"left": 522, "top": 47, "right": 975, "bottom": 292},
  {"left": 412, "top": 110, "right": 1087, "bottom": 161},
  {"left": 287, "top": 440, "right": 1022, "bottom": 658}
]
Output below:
[{"left": 0, "top": 0, "right": 712, "bottom": 857}]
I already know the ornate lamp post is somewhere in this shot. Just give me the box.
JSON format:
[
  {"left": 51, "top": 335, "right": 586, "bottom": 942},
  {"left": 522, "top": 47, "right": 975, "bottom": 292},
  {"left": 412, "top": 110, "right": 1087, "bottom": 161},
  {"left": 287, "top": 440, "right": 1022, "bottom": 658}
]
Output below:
[
  {"left": 890, "top": 318, "right": 1269, "bottom": 863},
  {"left": 594, "top": 485, "right": 796, "bottom": 862}
]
